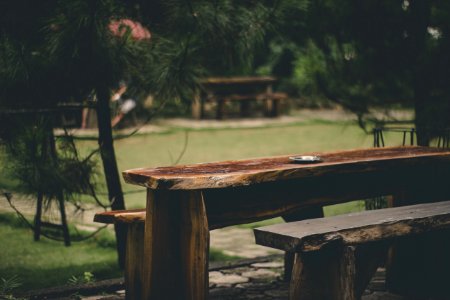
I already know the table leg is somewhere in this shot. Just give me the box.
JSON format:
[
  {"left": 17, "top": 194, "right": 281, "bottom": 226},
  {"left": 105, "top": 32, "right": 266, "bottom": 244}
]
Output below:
[
  {"left": 142, "top": 189, "right": 209, "bottom": 300},
  {"left": 216, "top": 98, "right": 226, "bottom": 120},
  {"left": 125, "top": 222, "right": 144, "bottom": 300},
  {"left": 191, "top": 90, "right": 203, "bottom": 119},
  {"left": 240, "top": 100, "right": 251, "bottom": 117}
]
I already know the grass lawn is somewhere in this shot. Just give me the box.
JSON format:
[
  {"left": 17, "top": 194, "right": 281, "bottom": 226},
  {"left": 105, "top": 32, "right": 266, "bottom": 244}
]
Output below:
[
  {"left": 0, "top": 119, "right": 377, "bottom": 292},
  {"left": 0, "top": 219, "right": 121, "bottom": 292},
  {"left": 0, "top": 214, "right": 240, "bottom": 292}
]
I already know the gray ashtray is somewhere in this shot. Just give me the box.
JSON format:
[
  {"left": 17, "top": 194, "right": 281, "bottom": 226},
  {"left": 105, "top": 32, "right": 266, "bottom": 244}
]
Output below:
[{"left": 289, "top": 155, "right": 322, "bottom": 163}]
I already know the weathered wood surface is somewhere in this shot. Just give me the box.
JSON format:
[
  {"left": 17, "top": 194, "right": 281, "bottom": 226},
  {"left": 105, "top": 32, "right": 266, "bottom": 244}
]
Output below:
[
  {"left": 142, "top": 190, "right": 209, "bottom": 300},
  {"left": 93, "top": 210, "right": 146, "bottom": 299},
  {"left": 282, "top": 207, "right": 324, "bottom": 281},
  {"left": 254, "top": 200, "right": 450, "bottom": 252},
  {"left": 289, "top": 244, "right": 388, "bottom": 300},
  {"left": 200, "top": 76, "right": 276, "bottom": 85},
  {"left": 123, "top": 146, "right": 450, "bottom": 190},
  {"left": 216, "top": 92, "right": 287, "bottom": 101},
  {"left": 125, "top": 222, "right": 144, "bottom": 300},
  {"left": 94, "top": 209, "right": 145, "bottom": 224},
  {"left": 289, "top": 246, "right": 357, "bottom": 300}
]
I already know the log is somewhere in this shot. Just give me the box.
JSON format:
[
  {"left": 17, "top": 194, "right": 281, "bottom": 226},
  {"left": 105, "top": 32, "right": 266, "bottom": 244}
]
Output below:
[
  {"left": 254, "top": 200, "right": 450, "bottom": 252},
  {"left": 142, "top": 190, "right": 209, "bottom": 300},
  {"left": 123, "top": 146, "right": 450, "bottom": 190},
  {"left": 289, "top": 244, "right": 387, "bottom": 300}
]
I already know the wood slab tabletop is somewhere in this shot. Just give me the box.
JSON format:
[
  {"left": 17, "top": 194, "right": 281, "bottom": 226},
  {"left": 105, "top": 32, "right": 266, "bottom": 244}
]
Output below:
[
  {"left": 123, "top": 146, "right": 450, "bottom": 190},
  {"left": 200, "top": 76, "right": 276, "bottom": 85}
]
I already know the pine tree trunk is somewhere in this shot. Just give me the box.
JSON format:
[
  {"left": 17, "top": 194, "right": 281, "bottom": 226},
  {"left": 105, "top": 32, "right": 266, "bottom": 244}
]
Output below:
[
  {"left": 410, "top": 1, "right": 431, "bottom": 146},
  {"left": 96, "top": 86, "right": 127, "bottom": 268},
  {"left": 34, "top": 192, "right": 43, "bottom": 241}
]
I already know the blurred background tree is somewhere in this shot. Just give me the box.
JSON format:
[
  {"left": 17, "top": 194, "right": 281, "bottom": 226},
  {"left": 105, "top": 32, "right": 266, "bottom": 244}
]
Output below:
[
  {"left": 0, "top": 0, "right": 276, "bottom": 267},
  {"left": 256, "top": 0, "right": 450, "bottom": 144}
]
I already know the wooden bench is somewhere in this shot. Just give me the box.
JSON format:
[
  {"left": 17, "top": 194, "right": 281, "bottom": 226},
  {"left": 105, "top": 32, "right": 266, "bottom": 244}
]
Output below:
[
  {"left": 215, "top": 92, "right": 288, "bottom": 119},
  {"left": 254, "top": 201, "right": 450, "bottom": 300},
  {"left": 94, "top": 209, "right": 145, "bottom": 300}
]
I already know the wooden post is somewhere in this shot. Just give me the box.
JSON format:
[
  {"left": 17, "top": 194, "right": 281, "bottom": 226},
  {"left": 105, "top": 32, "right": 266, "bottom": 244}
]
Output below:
[
  {"left": 96, "top": 86, "right": 127, "bottom": 268},
  {"left": 216, "top": 98, "right": 226, "bottom": 120},
  {"left": 57, "top": 193, "right": 71, "bottom": 246},
  {"left": 191, "top": 89, "right": 203, "bottom": 119},
  {"left": 282, "top": 206, "right": 324, "bottom": 281},
  {"left": 34, "top": 192, "right": 43, "bottom": 241},
  {"left": 240, "top": 100, "right": 251, "bottom": 117},
  {"left": 125, "top": 222, "right": 145, "bottom": 300},
  {"left": 289, "top": 246, "right": 357, "bottom": 300},
  {"left": 142, "top": 189, "right": 209, "bottom": 300},
  {"left": 289, "top": 244, "right": 386, "bottom": 300}
]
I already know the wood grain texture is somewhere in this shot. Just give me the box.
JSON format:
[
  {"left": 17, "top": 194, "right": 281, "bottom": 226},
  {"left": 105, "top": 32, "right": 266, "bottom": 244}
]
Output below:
[
  {"left": 254, "top": 200, "right": 450, "bottom": 252},
  {"left": 282, "top": 207, "right": 324, "bottom": 282},
  {"left": 205, "top": 164, "right": 450, "bottom": 229},
  {"left": 200, "top": 76, "right": 276, "bottom": 85},
  {"left": 142, "top": 190, "right": 209, "bottom": 300},
  {"left": 289, "top": 244, "right": 387, "bottom": 300},
  {"left": 93, "top": 209, "right": 145, "bottom": 224},
  {"left": 125, "top": 222, "right": 144, "bottom": 300},
  {"left": 289, "top": 246, "right": 357, "bottom": 300},
  {"left": 123, "top": 146, "right": 450, "bottom": 190}
]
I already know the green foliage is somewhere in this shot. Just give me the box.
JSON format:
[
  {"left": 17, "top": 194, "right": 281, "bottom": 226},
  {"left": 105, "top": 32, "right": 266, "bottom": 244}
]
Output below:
[
  {"left": 256, "top": 0, "right": 450, "bottom": 137},
  {"left": 89, "top": 229, "right": 116, "bottom": 249},
  {"left": 0, "top": 213, "right": 29, "bottom": 229},
  {"left": 67, "top": 272, "right": 95, "bottom": 286},
  {"left": 3, "top": 121, "right": 97, "bottom": 202},
  {"left": 0, "top": 220, "right": 121, "bottom": 292},
  {"left": 209, "top": 248, "right": 241, "bottom": 262},
  {"left": 0, "top": 276, "right": 22, "bottom": 300}
]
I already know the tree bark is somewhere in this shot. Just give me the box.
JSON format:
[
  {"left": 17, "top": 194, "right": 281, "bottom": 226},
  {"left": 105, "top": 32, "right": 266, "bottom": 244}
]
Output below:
[
  {"left": 410, "top": 1, "right": 432, "bottom": 146},
  {"left": 34, "top": 192, "right": 43, "bottom": 241},
  {"left": 96, "top": 86, "right": 127, "bottom": 268}
]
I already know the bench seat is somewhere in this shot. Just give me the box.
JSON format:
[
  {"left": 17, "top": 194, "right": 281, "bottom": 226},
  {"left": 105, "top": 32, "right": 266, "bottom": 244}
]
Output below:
[
  {"left": 93, "top": 208, "right": 145, "bottom": 224},
  {"left": 254, "top": 201, "right": 450, "bottom": 300}
]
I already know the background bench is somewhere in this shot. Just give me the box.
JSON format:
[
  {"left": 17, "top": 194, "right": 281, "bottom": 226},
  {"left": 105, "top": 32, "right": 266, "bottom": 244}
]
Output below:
[
  {"left": 192, "top": 76, "right": 288, "bottom": 119},
  {"left": 254, "top": 201, "right": 450, "bottom": 300}
]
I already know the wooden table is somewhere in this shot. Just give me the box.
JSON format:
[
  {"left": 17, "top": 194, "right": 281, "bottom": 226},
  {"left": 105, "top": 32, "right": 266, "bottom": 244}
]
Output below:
[
  {"left": 123, "top": 146, "right": 450, "bottom": 300},
  {"left": 192, "top": 76, "right": 284, "bottom": 119}
]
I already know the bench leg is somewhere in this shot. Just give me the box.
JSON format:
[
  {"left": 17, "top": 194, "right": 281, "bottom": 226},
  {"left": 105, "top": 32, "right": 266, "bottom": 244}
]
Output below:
[
  {"left": 216, "top": 98, "right": 226, "bottom": 119},
  {"left": 386, "top": 188, "right": 450, "bottom": 298},
  {"left": 125, "top": 222, "right": 145, "bottom": 300},
  {"left": 290, "top": 246, "right": 357, "bottom": 300},
  {"left": 142, "top": 190, "right": 209, "bottom": 300},
  {"left": 289, "top": 244, "right": 386, "bottom": 300},
  {"left": 191, "top": 91, "right": 203, "bottom": 119},
  {"left": 240, "top": 100, "right": 251, "bottom": 117},
  {"left": 386, "top": 230, "right": 450, "bottom": 298},
  {"left": 264, "top": 99, "right": 280, "bottom": 117},
  {"left": 282, "top": 207, "right": 324, "bottom": 281}
]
